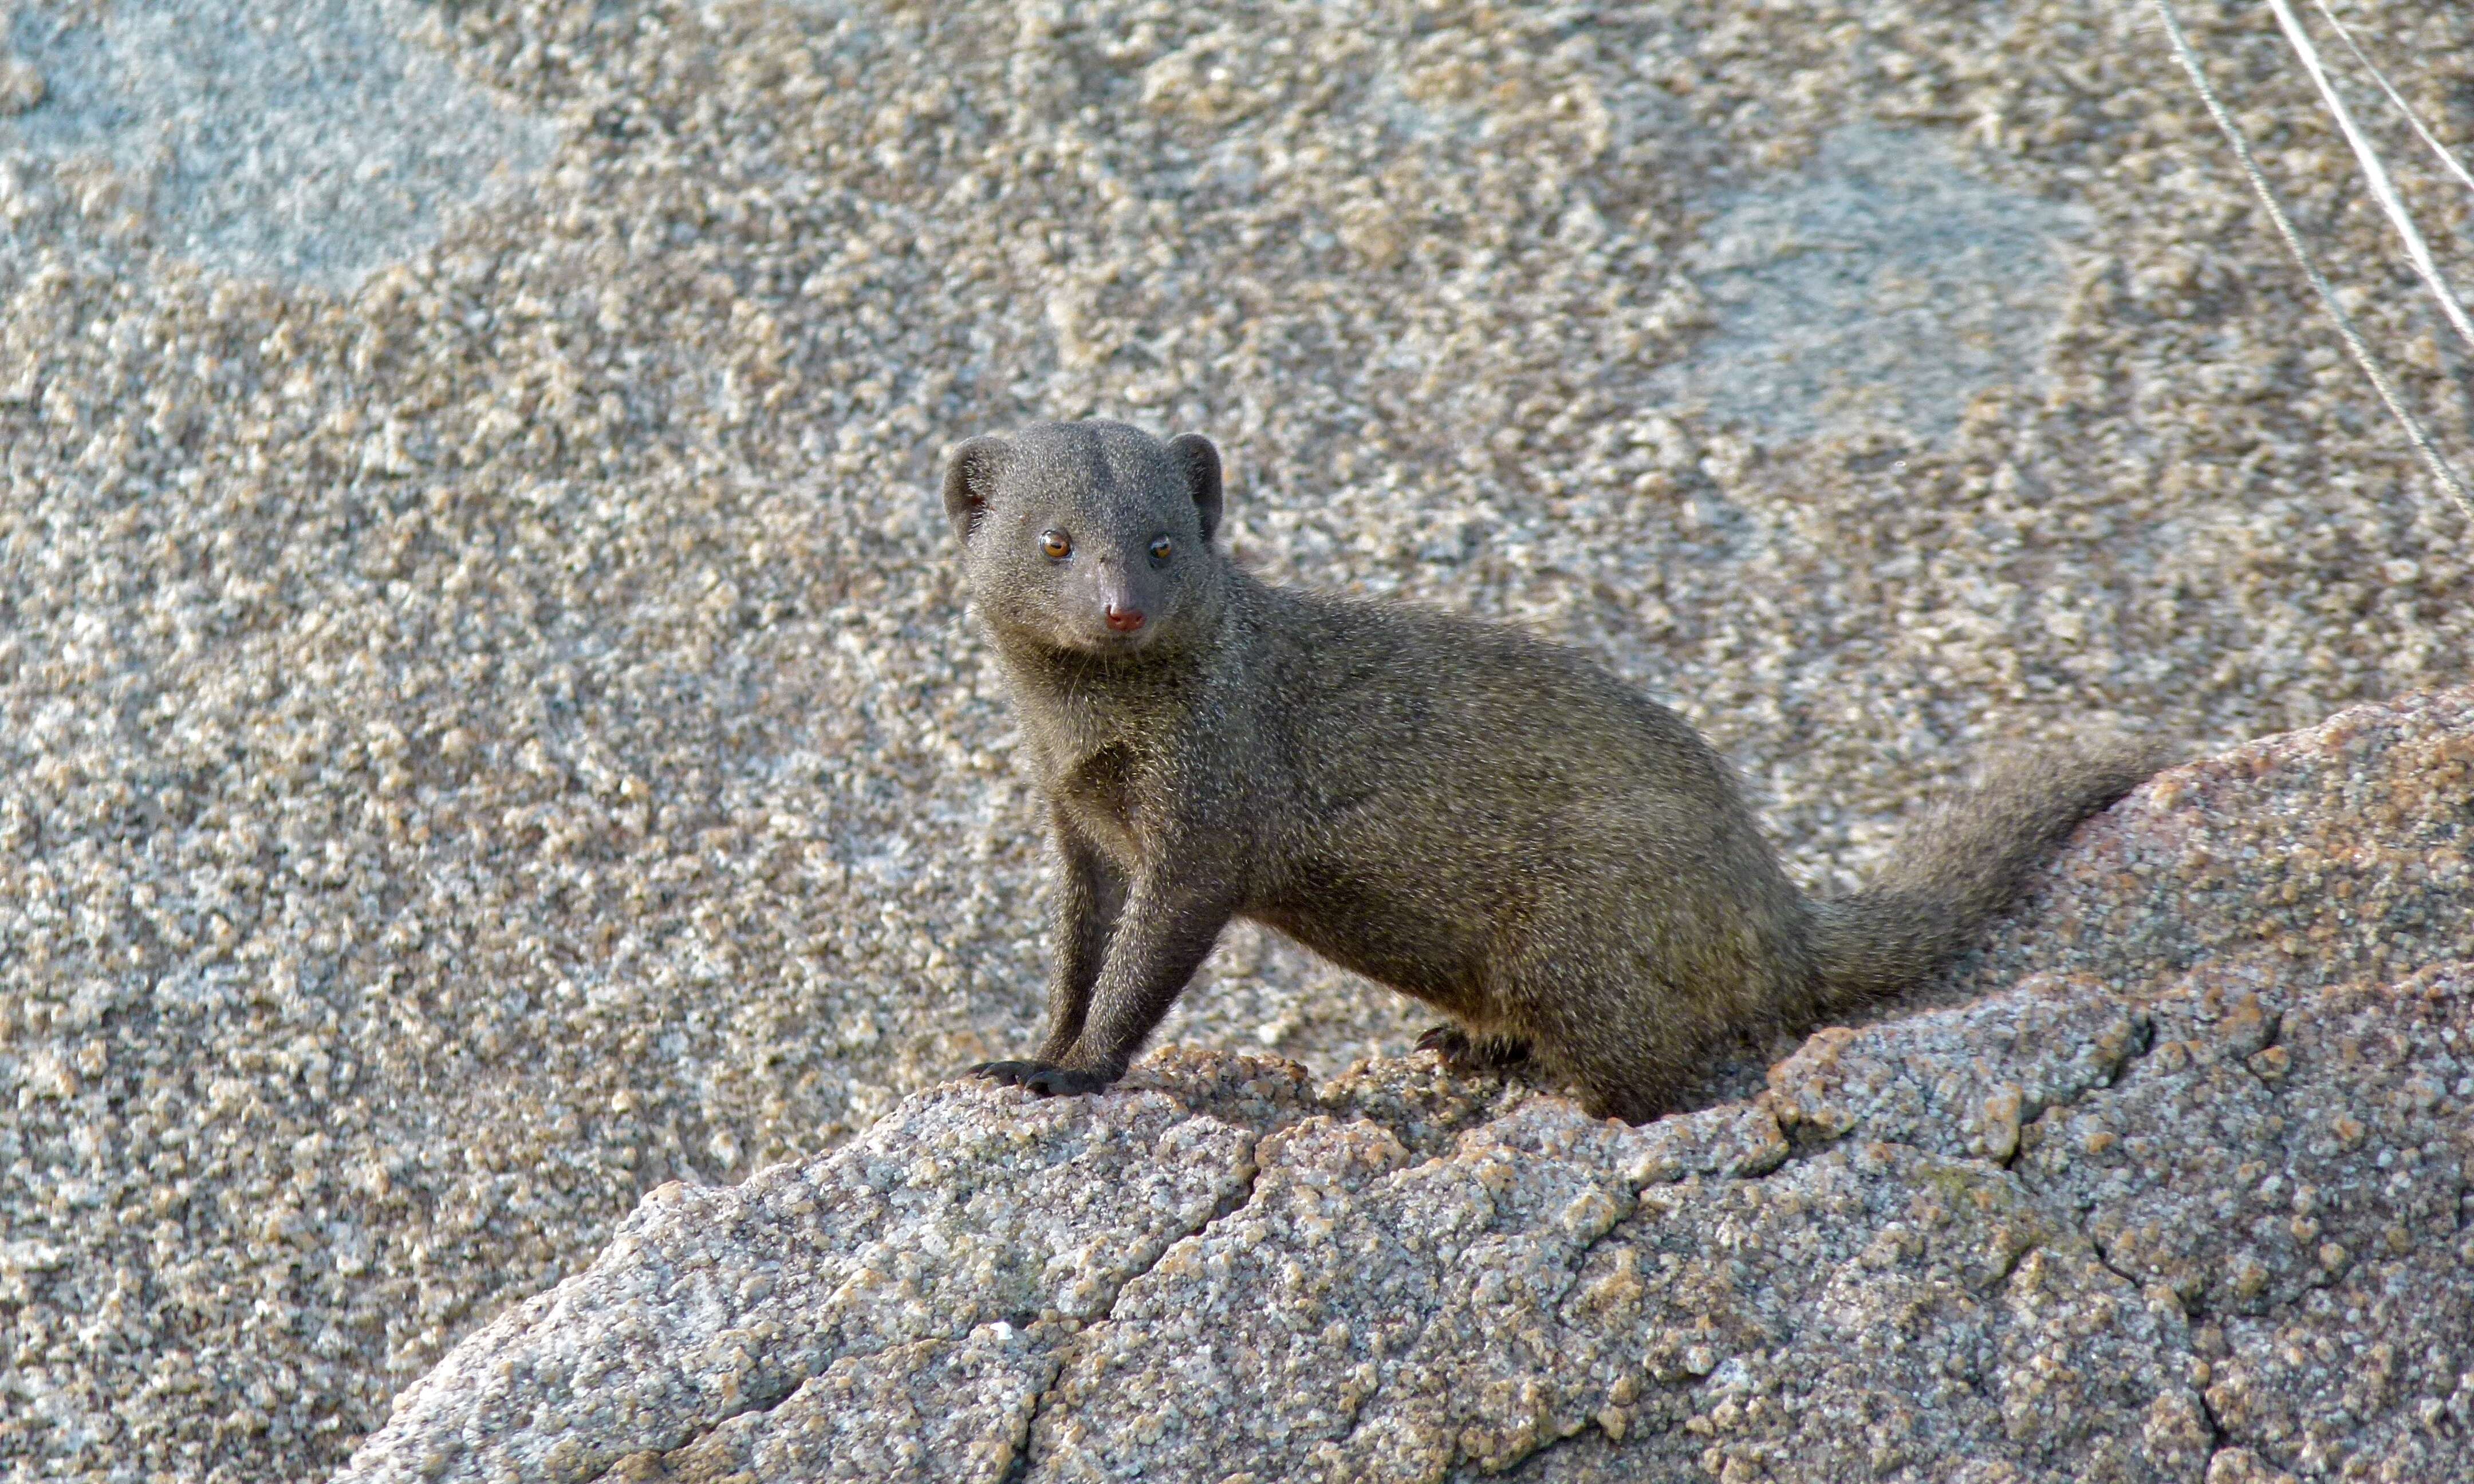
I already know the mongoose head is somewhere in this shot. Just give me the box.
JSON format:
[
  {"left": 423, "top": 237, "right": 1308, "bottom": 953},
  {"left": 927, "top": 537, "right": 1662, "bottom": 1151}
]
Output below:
[{"left": 941, "top": 420, "right": 1226, "bottom": 657}]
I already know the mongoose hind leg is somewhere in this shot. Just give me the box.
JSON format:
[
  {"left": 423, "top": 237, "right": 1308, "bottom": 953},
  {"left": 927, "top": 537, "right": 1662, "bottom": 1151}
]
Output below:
[
  {"left": 1414, "top": 1024, "right": 1531, "bottom": 1074},
  {"left": 1549, "top": 1026, "right": 1725, "bottom": 1124},
  {"left": 1514, "top": 975, "right": 1725, "bottom": 1125}
]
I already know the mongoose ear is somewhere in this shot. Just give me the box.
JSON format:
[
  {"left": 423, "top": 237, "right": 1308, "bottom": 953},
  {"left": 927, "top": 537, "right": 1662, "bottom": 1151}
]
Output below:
[
  {"left": 941, "top": 436, "right": 1012, "bottom": 544},
  {"left": 1165, "top": 433, "right": 1223, "bottom": 543}
]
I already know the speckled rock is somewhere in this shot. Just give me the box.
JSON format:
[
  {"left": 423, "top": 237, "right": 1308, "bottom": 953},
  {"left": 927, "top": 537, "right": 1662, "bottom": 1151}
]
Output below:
[
  {"left": 1952, "top": 688, "right": 2474, "bottom": 1003},
  {"left": 336, "top": 1070, "right": 1203, "bottom": 1479},
  {"left": 7, "top": 0, "right": 2474, "bottom": 1479},
  {"left": 338, "top": 692, "right": 2474, "bottom": 1483}
]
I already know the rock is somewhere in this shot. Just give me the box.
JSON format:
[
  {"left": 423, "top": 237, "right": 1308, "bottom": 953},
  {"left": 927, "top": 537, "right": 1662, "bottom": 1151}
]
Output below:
[
  {"left": 10, "top": 1, "right": 2474, "bottom": 1477},
  {"left": 1953, "top": 688, "right": 2474, "bottom": 1005},
  {"left": 338, "top": 690, "right": 2474, "bottom": 1483},
  {"left": 1644, "top": 122, "right": 2089, "bottom": 446},
  {"left": 0, "top": 56, "right": 43, "bottom": 117},
  {"left": 1, "top": 0, "right": 554, "bottom": 286},
  {"left": 338, "top": 1056, "right": 1323, "bottom": 1483}
]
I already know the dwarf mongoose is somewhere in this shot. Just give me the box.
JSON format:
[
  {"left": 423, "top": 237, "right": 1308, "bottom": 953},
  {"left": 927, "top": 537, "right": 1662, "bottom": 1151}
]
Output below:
[{"left": 944, "top": 420, "right": 2161, "bottom": 1122}]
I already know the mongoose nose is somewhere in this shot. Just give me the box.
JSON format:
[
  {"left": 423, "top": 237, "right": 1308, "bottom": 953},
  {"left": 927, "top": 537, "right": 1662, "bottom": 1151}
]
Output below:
[{"left": 1105, "top": 604, "right": 1147, "bottom": 633}]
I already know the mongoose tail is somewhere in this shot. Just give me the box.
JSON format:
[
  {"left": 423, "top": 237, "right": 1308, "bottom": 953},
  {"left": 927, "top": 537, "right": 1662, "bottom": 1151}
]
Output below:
[{"left": 1805, "top": 739, "right": 2172, "bottom": 1008}]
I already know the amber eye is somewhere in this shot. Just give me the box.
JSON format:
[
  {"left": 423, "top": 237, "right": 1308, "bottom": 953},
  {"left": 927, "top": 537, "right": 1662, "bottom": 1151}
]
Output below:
[
  {"left": 1148, "top": 536, "right": 1173, "bottom": 567},
  {"left": 1041, "top": 529, "right": 1073, "bottom": 560}
]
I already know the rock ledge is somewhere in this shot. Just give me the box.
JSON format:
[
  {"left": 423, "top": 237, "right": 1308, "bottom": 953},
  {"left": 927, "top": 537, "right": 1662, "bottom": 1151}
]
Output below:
[{"left": 341, "top": 691, "right": 2474, "bottom": 1484}]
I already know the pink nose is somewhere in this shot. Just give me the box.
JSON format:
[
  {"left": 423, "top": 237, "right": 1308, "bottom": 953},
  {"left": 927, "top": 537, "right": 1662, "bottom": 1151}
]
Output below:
[{"left": 1105, "top": 604, "right": 1146, "bottom": 633}]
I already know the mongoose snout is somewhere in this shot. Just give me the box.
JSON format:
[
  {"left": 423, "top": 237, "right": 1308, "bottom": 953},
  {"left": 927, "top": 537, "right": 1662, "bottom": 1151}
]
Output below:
[{"left": 943, "top": 419, "right": 2166, "bottom": 1122}]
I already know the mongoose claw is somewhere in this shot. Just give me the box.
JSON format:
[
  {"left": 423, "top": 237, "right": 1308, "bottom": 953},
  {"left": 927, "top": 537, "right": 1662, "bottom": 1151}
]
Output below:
[
  {"left": 967, "top": 1059, "right": 1114, "bottom": 1097},
  {"left": 1414, "top": 1024, "right": 1530, "bottom": 1073}
]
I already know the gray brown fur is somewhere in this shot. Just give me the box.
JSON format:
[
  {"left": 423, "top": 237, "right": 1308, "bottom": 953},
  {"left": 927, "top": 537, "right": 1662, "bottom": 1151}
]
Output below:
[{"left": 942, "top": 420, "right": 2164, "bottom": 1122}]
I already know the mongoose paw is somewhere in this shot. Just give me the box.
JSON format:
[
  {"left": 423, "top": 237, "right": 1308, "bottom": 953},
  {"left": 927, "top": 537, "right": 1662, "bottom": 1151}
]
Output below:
[
  {"left": 1413, "top": 1024, "right": 1531, "bottom": 1073},
  {"left": 967, "top": 1059, "right": 1116, "bottom": 1097}
]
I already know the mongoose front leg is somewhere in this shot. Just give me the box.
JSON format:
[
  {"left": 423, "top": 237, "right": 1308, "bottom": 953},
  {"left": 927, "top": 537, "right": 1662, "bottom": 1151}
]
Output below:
[
  {"left": 1034, "top": 819, "right": 1124, "bottom": 1060},
  {"left": 969, "top": 816, "right": 1122, "bottom": 1090},
  {"left": 978, "top": 866, "right": 1236, "bottom": 1097}
]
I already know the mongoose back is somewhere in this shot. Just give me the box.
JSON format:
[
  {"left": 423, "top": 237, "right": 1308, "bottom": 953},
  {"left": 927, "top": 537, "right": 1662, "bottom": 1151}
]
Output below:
[{"left": 944, "top": 420, "right": 2162, "bottom": 1122}]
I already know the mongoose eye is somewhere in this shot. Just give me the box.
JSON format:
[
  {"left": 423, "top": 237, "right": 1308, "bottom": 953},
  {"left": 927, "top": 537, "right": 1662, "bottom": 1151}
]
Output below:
[
  {"left": 1148, "top": 536, "right": 1174, "bottom": 567},
  {"left": 1041, "top": 529, "right": 1073, "bottom": 561}
]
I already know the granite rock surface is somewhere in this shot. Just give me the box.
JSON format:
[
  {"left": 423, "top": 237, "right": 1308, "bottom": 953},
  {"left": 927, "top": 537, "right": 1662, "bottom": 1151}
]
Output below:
[
  {"left": 5, "top": 0, "right": 2473, "bottom": 1478},
  {"left": 338, "top": 689, "right": 2474, "bottom": 1483}
]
